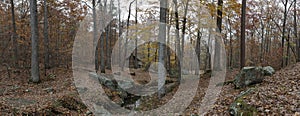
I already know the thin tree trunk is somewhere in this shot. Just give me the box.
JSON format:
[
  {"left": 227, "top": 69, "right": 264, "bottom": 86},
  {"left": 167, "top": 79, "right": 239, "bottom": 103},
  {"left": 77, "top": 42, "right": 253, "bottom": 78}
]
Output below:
[
  {"left": 118, "top": 0, "right": 122, "bottom": 67},
  {"left": 260, "top": 17, "right": 265, "bottom": 64},
  {"left": 134, "top": 0, "right": 138, "bottom": 69},
  {"left": 286, "top": 29, "right": 291, "bottom": 65},
  {"left": 167, "top": 8, "right": 172, "bottom": 72},
  {"left": 195, "top": 30, "right": 201, "bottom": 75},
  {"left": 240, "top": 0, "right": 246, "bottom": 69},
  {"left": 106, "top": 24, "right": 109, "bottom": 69},
  {"left": 282, "top": 0, "right": 288, "bottom": 67},
  {"left": 43, "top": 0, "right": 49, "bottom": 72},
  {"left": 295, "top": 0, "right": 299, "bottom": 62},
  {"left": 181, "top": 0, "right": 189, "bottom": 61},
  {"left": 173, "top": 0, "right": 181, "bottom": 82},
  {"left": 228, "top": 17, "right": 233, "bottom": 68},
  {"left": 30, "top": 0, "right": 40, "bottom": 83},
  {"left": 10, "top": 0, "right": 18, "bottom": 67},
  {"left": 122, "top": 0, "right": 135, "bottom": 71}
]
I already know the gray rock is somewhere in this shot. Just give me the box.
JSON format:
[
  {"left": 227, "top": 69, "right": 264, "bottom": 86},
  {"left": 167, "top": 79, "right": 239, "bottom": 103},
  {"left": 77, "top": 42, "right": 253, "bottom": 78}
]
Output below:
[
  {"left": 89, "top": 72, "right": 115, "bottom": 89},
  {"left": 93, "top": 104, "right": 111, "bottom": 116},
  {"left": 117, "top": 79, "right": 134, "bottom": 90},
  {"left": 234, "top": 67, "right": 264, "bottom": 89},
  {"left": 263, "top": 66, "right": 275, "bottom": 76}
]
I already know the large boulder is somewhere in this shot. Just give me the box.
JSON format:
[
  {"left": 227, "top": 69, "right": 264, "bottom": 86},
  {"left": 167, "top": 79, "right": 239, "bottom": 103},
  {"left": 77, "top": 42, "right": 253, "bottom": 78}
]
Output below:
[
  {"left": 88, "top": 72, "right": 178, "bottom": 107},
  {"left": 234, "top": 67, "right": 265, "bottom": 89},
  {"left": 234, "top": 66, "right": 275, "bottom": 89},
  {"left": 263, "top": 66, "right": 275, "bottom": 76}
]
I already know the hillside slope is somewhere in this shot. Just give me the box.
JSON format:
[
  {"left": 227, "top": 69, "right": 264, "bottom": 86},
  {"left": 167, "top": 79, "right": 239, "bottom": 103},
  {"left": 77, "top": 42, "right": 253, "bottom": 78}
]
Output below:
[{"left": 205, "top": 64, "right": 300, "bottom": 115}]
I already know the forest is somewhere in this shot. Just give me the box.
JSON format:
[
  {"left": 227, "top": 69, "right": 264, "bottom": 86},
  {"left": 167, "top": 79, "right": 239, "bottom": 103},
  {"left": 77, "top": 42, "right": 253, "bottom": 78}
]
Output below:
[{"left": 0, "top": 0, "right": 299, "bottom": 115}]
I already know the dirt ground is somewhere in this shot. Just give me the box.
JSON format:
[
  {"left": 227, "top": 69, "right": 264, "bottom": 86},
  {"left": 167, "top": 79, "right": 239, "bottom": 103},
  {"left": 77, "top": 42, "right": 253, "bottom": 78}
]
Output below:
[{"left": 0, "top": 64, "right": 299, "bottom": 115}]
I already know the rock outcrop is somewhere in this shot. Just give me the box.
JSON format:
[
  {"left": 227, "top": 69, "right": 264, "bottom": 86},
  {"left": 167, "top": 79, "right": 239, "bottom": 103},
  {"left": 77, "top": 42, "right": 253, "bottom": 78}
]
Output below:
[{"left": 234, "top": 66, "right": 275, "bottom": 89}]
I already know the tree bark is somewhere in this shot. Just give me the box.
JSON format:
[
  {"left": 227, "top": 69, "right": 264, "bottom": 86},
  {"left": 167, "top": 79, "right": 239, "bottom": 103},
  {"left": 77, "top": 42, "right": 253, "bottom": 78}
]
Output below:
[
  {"left": 93, "top": 0, "right": 99, "bottom": 72},
  {"left": 214, "top": 0, "right": 223, "bottom": 71},
  {"left": 43, "top": 0, "right": 50, "bottom": 72},
  {"left": 122, "top": 0, "right": 135, "bottom": 71},
  {"left": 173, "top": 0, "right": 181, "bottom": 82},
  {"left": 134, "top": 0, "right": 138, "bottom": 69},
  {"left": 158, "top": 0, "right": 167, "bottom": 98},
  {"left": 281, "top": 0, "right": 288, "bottom": 67},
  {"left": 100, "top": 0, "right": 106, "bottom": 73},
  {"left": 240, "top": 0, "right": 246, "bottom": 69},
  {"left": 118, "top": 0, "right": 122, "bottom": 67},
  {"left": 10, "top": 0, "right": 18, "bottom": 67},
  {"left": 30, "top": 0, "right": 40, "bottom": 83},
  {"left": 181, "top": 0, "right": 189, "bottom": 61},
  {"left": 294, "top": 0, "right": 299, "bottom": 62},
  {"left": 286, "top": 29, "right": 291, "bottom": 65},
  {"left": 195, "top": 30, "right": 201, "bottom": 75}
]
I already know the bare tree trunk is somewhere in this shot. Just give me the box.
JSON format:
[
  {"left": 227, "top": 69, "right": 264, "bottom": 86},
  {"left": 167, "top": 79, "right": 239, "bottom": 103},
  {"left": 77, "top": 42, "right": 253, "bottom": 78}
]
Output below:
[
  {"left": 173, "top": 0, "right": 181, "bottom": 82},
  {"left": 240, "top": 0, "right": 246, "bottom": 69},
  {"left": 214, "top": 0, "right": 222, "bottom": 71},
  {"left": 134, "top": 0, "right": 138, "bottom": 69},
  {"left": 10, "top": 0, "right": 18, "bottom": 67},
  {"left": 206, "top": 30, "right": 212, "bottom": 71},
  {"left": 286, "top": 29, "right": 291, "bottom": 65},
  {"left": 122, "top": 0, "right": 135, "bottom": 71},
  {"left": 106, "top": 24, "right": 110, "bottom": 69},
  {"left": 228, "top": 17, "right": 233, "bottom": 68},
  {"left": 295, "top": 0, "right": 299, "bottom": 62},
  {"left": 281, "top": 0, "right": 288, "bottom": 67},
  {"left": 100, "top": 0, "right": 106, "bottom": 73},
  {"left": 181, "top": 0, "right": 189, "bottom": 61},
  {"left": 118, "top": 0, "right": 122, "bottom": 67},
  {"left": 260, "top": 16, "right": 265, "bottom": 64},
  {"left": 30, "top": 0, "right": 40, "bottom": 83},
  {"left": 93, "top": 0, "right": 99, "bottom": 72},
  {"left": 158, "top": 0, "right": 167, "bottom": 98},
  {"left": 166, "top": 8, "right": 172, "bottom": 72},
  {"left": 105, "top": 0, "right": 110, "bottom": 70},
  {"left": 43, "top": 0, "right": 50, "bottom": 72},
  {"left": 195, "top": 30, "right": 201, "bottom": 75}
]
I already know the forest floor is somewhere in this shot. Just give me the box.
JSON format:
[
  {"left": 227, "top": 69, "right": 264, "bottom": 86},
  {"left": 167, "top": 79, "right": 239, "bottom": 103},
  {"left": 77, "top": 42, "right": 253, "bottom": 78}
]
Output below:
[{"left": 0, "top": 63, "right": 299, "bottom": 115}]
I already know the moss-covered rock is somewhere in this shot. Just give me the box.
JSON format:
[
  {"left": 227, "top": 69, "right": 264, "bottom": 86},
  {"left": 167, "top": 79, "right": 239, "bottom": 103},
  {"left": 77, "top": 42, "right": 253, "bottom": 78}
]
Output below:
[{"left": 229, "top": 88, "right": 257, "bottom": 116}]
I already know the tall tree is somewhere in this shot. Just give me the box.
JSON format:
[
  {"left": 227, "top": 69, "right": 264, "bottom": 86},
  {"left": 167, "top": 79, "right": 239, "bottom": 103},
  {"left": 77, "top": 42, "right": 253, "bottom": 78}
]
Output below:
[
  {"left": 30, "top": 0, "right": 40, "bottom": 83},
  {"left": 10, "top": 0, "right": 18, "bottom": 67},
  {"left": 158, "top": 0, "right": 167, "bottom": 98},
  {"left": 181, "top": 0, "right": 189, "bottom": 61},
  {"left": 99, "top": 0, "right": 106, "bottom": 73},
  {"left": 166, "top": 5, "right": 172, "bottom": 73},
  {"left": 104, "top": 0, "right": 110, "bottom": 70},
  {"left": 122, "top": 0, "right": 135, "bottom": 70},
  {"left": 195, "top": 29, "right": 201, "bottom": 75},
  {"left": 173, "top": 0, "right": 181, "bottom": 82},
  {"left": 43, "top": 0, "right": 50, "bottom": 71},
  {"left": 134, "top": 0, "right": 138, "bottom": 69},
  {"left": 281, "top": 0, "right": 290, "bottom": 67},
  {"left": 92, "top": 0, "right": 99, "bottom": 72},
  {"left": 214, "top": 0, "right": 223, "bottom": 71},
  {"left": 294, "top": 0, "right": 299, "bottom": 62},
  {"left": 240, "top": 0, "right": 246, "bottom": 69},
  {"left": 118, "top": 0, "right": 122, "bottom": 67},
  {"left": 228, "top": 16, "right": 233, "bottom": 68}
]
